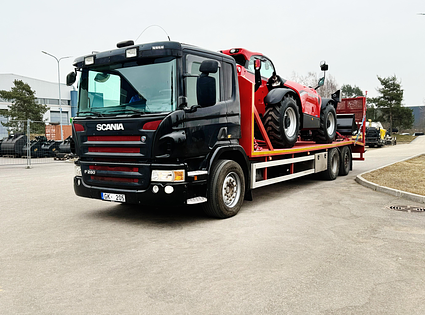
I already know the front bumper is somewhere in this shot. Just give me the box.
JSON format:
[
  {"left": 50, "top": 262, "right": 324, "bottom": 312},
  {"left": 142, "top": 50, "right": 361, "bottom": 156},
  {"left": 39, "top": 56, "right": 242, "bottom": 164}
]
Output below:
[{"left": 74, "top": 176, "right": 189, "bottom": 206}]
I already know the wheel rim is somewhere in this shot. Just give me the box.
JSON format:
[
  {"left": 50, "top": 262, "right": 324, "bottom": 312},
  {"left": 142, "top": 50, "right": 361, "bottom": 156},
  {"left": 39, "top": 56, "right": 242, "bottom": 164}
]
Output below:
[
  {"left": 222, "top": 171, "right": 241, "bottom": 208},
  {"left": 327, "top": 111, "right": 336, "bottom": 135},
  {"left": 284, "top": 107, "right": 297, "bottom": 138}
]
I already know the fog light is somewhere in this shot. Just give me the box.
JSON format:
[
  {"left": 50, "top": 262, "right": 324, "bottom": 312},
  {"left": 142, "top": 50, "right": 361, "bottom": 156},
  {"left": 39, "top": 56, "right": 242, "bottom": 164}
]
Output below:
[
  {"left": 152, "top": 185, "right": 159, "bottom": 194},
  {"left": 164, "top": 186, "right": 174, "bottom": 194}
]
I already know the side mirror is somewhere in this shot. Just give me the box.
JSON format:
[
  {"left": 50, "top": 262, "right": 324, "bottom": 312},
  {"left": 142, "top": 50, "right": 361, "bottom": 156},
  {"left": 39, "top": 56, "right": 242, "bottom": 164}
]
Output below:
[
  {"left": 254, "top": 58, "right": 262, "bottom": 92},
  {"left": 199, "top": 60, "right": 218, "bottom": 74},
  {"left": 196, "top": 60, "right": 218, "bottom": 107},
  {"left": 316, "top": 77, "right": 325, "bottom": 89},
  {"left": 254, "top": 59, "right": 261, "bottom": 71},
  {"left": 66, "top": 71, "right": 77, "bottom": 86},
  {"left": 197, "top": 74, "right": 216, "bottom": 107}
]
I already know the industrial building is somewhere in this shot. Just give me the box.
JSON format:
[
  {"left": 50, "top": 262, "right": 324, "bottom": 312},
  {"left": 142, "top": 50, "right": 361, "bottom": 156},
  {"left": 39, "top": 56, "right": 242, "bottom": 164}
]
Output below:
[{"left": 0, "top": 74, "right": 77, "bottom": 138}]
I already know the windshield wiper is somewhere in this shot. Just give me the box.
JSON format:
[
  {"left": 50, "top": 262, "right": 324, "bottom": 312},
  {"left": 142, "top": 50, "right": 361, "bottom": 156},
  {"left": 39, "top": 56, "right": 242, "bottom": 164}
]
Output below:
[
  {"left": 105, "top": 109, "right": 146, "bottom": 115},
  {"left": 77, "top": 111, "right": 105, "bottom": 117}
]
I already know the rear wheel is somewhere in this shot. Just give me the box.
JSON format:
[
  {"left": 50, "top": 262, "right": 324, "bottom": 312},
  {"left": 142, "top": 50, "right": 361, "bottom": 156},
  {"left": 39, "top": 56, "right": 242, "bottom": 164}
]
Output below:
[
  {"left": 202, "top": 159, "right": 245, "bottom": 219},
  {"left": 338, "top": 146, "right": 351, "bottom": 176},
  {"left": 321, "top": 148, "right": 340, "bottom": 180},
  {"left": 314, "top": 104, "right": 337, "bottom": 143},
  {"left": 264, "top": 95, "right": 299, "bottom": 148}
]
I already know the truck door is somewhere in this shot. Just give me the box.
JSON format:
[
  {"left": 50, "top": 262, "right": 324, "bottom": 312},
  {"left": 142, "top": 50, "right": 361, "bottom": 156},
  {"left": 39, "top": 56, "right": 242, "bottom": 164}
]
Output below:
[{"left": 184, "top": 54, "right": 229, "bottom": 157}]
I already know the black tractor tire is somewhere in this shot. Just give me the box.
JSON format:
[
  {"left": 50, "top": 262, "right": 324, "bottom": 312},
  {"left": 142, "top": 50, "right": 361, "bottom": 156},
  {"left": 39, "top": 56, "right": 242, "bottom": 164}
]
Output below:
[
  {"left": 338, "top": 146, "right": 351, "bottom": 176},
  {"left": 314, "top": 104, "right": 337, "bottom": 144},
  {"left": 263, "top": 95, "right": 299, "bottom": 148},
  {"left": 321, "top": 148, "right": 340, "bottom": 180},
  {"left": 202, "top": 159, "right": 245, "bottom": 219}
]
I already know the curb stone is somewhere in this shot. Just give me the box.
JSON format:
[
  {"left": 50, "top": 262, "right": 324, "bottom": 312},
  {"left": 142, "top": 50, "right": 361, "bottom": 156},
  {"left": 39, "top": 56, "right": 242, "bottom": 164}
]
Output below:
[{"left": 356, "top": 153, "right": 425, "bottom": 204}]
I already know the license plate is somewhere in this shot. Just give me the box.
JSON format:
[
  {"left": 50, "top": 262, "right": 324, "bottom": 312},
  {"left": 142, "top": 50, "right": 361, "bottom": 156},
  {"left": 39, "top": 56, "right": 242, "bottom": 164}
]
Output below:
[{"left": 101, "top": 192, "right": 126, "bottom": 202}]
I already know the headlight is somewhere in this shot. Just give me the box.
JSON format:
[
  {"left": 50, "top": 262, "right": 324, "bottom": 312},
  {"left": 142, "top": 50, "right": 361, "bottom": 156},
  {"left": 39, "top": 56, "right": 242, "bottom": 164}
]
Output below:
[
  {"left": 151, "top": 170, "right": 185, "bottom": 182},
  {"left": 75, "top": 165, "right": 82, "bottom": 176}
]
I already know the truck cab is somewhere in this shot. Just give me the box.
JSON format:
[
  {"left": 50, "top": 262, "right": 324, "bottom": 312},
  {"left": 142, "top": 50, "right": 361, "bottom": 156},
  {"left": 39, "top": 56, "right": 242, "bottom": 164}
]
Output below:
[{"left": 71, "top": 41, "right": 246, "bottom": 207}]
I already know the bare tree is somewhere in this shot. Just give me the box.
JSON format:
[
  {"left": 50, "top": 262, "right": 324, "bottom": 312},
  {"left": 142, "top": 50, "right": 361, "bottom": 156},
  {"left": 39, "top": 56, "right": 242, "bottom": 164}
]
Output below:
[{"left": 290, "top": 72, "right": 339, "bottom": 98}]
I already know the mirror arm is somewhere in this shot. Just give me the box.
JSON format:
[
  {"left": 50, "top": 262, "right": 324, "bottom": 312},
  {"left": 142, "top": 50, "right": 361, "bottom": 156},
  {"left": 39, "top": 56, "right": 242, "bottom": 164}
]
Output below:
[{"left": 184, "top": 105, "right": 201, "bottom": 113}]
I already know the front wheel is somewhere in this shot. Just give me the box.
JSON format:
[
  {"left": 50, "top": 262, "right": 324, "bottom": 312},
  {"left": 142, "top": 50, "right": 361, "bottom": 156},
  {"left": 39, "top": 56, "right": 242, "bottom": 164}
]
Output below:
[
  {"left": 202, "top": 160, "right": 245, "bottom": 219},
  {"left": 314, "top": 105, "right": 337, "bottom": 144},
  {"left": 264, "top": 95, "right": 299, "bottom": 148}
]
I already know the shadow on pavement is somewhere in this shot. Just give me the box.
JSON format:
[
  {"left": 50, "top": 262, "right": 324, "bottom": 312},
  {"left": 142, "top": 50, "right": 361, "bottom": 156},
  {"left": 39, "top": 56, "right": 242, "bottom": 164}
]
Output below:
[{"left": 85, "top": 202, "right": 215, "bottom": 226}]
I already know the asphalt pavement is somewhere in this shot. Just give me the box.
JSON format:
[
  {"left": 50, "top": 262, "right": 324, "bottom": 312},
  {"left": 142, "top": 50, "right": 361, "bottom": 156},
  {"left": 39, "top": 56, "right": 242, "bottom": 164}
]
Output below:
[{"left": 0, "top": 138, "right": 425, "bottom": 314}]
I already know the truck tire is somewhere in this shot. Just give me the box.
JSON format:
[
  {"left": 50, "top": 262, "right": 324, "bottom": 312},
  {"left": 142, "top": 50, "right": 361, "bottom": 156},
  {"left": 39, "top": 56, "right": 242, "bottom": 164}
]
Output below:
[
  {"left": 314, "top": 105, "right": 337, "bottom": 144},
  {"left": 321, "top": 148, "right": 340, "bottom": 180},
  {"left": 202, "top": 159, "right": 245, "bottom": 219},
  {"left": 264, "top": 95, "right": 299, "bottom": 148},
  {"left": 338, "top": 146, "right": 351, "bottom": 176}
]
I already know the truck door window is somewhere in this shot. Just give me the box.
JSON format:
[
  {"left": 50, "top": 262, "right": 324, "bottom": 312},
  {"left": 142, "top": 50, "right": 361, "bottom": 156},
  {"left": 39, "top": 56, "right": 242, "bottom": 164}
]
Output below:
[
  {"left": 186, "top": 55, "right": 221, "bottom": 106},
  {"left": 222, "top": 62, "right": 234, "bottom": 101}
]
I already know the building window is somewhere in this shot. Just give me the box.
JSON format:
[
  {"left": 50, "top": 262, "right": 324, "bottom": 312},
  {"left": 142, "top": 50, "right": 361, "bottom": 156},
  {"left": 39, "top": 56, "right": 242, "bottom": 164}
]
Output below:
[
  {"left": 46, "top": 98, "right": 59, "bottom": 105},
  {"left": 50, "top": 111, "right": 69, "bottom": 125}
]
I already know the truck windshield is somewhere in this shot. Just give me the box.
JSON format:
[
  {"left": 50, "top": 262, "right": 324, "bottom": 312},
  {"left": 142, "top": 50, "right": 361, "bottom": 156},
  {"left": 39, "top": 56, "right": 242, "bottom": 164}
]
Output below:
[{"left": 77, "top": 58, "right": 177, "bottom": 116}]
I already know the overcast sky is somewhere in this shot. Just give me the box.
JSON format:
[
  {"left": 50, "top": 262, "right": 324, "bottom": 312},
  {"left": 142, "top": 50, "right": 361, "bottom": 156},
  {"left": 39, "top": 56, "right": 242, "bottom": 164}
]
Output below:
[{"left": 1, "top": 0, "right": 424, "bottom": 105}]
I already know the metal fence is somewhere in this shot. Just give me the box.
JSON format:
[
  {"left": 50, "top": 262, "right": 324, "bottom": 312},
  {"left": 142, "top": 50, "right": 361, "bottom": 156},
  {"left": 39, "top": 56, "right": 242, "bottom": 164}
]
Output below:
[{"left": 0, "top": 119, "right": 72, "bottom": 168}]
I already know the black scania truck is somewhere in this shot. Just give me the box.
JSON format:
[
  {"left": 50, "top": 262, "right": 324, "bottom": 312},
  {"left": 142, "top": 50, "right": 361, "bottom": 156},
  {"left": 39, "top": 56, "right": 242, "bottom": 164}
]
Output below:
[{"left": 68, "top": 40, "right": 363, "bottom": 219}]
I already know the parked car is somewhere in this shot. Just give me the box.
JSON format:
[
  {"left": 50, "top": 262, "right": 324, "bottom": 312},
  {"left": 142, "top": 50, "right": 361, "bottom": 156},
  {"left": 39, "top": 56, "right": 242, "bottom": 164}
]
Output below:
[{"left": 413, "top": 132, "right": 424, "bottom": 136}]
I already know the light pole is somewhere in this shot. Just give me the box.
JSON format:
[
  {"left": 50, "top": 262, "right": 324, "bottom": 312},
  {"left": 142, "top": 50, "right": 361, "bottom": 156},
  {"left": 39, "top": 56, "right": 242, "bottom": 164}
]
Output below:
[{"left": 41, "top": 51, "right": 71, "bottom": 141}]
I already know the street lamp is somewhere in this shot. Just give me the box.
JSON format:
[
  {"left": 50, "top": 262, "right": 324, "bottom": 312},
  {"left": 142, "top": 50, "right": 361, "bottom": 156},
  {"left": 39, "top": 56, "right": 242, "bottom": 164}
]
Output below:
[{"left": 41, "top": 51, "right": 71, "bottom": 141}]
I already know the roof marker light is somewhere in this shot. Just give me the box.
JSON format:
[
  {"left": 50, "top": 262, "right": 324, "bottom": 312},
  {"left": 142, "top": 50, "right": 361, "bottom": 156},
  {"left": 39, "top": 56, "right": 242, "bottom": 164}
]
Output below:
[
  {"left": 126, "top": 48, "right": 137, "bottom": 58},
  {"left": 84, "top": 56, "right": 94, "bottom": 65}
]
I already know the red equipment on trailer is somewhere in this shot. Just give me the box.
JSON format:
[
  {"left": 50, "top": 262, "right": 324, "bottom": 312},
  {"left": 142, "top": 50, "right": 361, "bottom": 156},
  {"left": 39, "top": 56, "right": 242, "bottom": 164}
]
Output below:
[{"left": 235, "top": 68, "right": 365, "bottom": 189}]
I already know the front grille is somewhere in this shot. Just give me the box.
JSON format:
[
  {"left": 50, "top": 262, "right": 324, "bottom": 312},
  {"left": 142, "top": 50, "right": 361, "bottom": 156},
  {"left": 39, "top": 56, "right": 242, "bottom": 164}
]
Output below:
[
  {"left": 81, "top": 162, "right": 150, "bottom": 190},
  {"left": 90, "top": 175, "right": 139, "bottom": 183},
  {"left": 79, "top": 131, "right": 153, "bottom": 190},
  {"left": 90, "top": 165, "right": 138, "bottom": 172},
  {"left": 88, "top": 147, "right": 140, "bottom": 153},
  {"left": 87, "top": 135, "right": 140, "bottom": 141}
]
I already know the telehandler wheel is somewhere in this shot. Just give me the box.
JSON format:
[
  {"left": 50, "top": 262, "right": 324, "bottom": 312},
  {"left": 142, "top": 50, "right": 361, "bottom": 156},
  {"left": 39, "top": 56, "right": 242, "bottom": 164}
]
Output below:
[
  {"left": 202, "top": 159, "right": 245, "bottom": 219},
  {"left": 339, "top": 146, "right": 351, "bottom": 176},
  {"left": 321, "top": 148, "right": 340, "bottom": 180},
  {"left": 314, "top": 105, "right": 337, "bottom": 144},
  {"left": 264, "top": 95, "right": 299, "bottom": 148}
]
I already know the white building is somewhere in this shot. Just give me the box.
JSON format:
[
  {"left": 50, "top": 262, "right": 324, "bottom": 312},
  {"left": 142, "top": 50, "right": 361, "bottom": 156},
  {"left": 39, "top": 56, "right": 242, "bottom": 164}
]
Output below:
[{"left": 0, "top": 74, "right": 76, "bottom": 138}]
